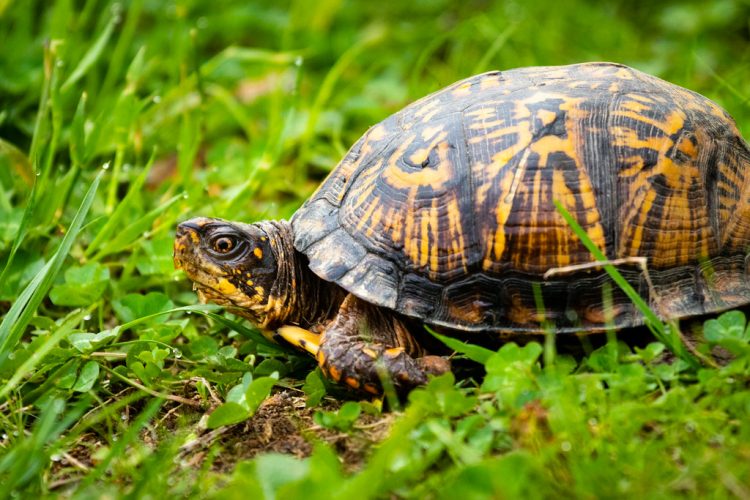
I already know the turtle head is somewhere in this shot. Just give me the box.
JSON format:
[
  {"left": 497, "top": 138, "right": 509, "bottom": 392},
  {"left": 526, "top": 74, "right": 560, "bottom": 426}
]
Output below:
[{"left": 174, "top": 217, "right": 279, "bottom": 324}]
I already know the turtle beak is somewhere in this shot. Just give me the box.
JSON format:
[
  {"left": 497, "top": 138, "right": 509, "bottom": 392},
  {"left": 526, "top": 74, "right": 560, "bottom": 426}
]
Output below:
[{"left": 174, "top": 219, "right": 205, "bottom": 271}]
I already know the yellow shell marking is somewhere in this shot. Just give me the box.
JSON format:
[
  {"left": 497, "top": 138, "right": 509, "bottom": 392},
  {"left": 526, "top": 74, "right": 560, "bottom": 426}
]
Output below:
[
  {"left": 368, "top": 124, "right": 387, "bottom": 141},
  {"left": 451, "top": 82, "right": 473, "bottom": 97},
  {"left": 476, "top": 95, "right": 608, "bottom": 271},
  {"left": 479, "top": 76, "right": 501, "bottom": 91},
  {"left": 382, "top": 138, "right": 452, "bottom": 188}
]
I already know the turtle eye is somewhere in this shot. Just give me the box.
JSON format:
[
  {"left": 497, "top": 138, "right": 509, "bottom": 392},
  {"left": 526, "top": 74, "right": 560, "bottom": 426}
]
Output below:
[{"left": 212, "top": 236, "right": 235, "bottom": 253}]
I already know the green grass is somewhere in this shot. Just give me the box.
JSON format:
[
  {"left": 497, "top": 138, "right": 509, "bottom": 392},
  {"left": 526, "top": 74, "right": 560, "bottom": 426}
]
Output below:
[{"left": 1, "top": 0, "right": 750, "bottom": 497}]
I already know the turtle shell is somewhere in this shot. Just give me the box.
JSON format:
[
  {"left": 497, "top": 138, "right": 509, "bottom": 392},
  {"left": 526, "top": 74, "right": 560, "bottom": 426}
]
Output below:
[{"left": 291, "top": 62, "right": 750, "bottom": 334}]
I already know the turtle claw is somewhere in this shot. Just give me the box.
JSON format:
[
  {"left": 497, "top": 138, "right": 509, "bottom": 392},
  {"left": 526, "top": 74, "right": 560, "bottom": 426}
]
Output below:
[
  {"left": 317, "top": 339, "right": 436, "bottom": 395},
  {"left": 276, "top": 325, "right": 321, "bottom": 355}
]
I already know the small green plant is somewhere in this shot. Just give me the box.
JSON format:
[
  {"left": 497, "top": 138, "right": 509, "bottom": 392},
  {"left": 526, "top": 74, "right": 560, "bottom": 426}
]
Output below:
[
  {"left": 703, "top": 310, "right": 750, "bottom": 357},
  {"left": 206, "top": 372, "right": 279, "bottom": 429},
  {"left": 313, "top": 401, "right": 362, "bottom": 432}
]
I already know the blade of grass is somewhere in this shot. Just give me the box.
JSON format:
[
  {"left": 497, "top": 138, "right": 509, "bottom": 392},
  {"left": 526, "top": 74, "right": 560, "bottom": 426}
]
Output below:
[
  {"left": 91, "top": 192, "right": 183, "bottom": 260},
  {"left": 0, "top": 307, "right": 92, "bottom": 402},
  {"left": 38, "top": 44, "right": 63, "bottom": 195},
  {"left": 86, "top": 154, "right": 154, "bottom": 257},
  {"left": 60, "top": 14, "right": 117, "bottom": 92},
  {"left": 298, "top": 25, "right": 386, "bottom": 175},
  {"left": 0, "top": 169, "right": 104, "bottom": 371},
  {"left": 76, "top": 397, "right": 164, "bottom": 490},
  {"left": 0, "top": 0, "right": 12, "bottom": 17},
  {"left": 101, "top": 0, "right": 143, "bottom": 95},
  {"left": 471, "top": 20, "right": 518, "bottom": 75},
  {"left": 177, "top": 105, "right": 202, "bottom": 188},
  {"left": 28, "top": 40, "right": 56, "bottom": 172},
  {"left": 106, "top": 304, "right": 287, "bottom": 354},
  {"left": 0, "top": 397, "right": 92, "bottom": 495},
  {"left": 553, "top": 200, "right": 698, "bottom": 367},
  {"left": 200, "top": 46, "right": 300, "bottom": 75},
  {"left": 532, "top": 282, "right": 557, "bottom": 367},
  {"left": 0, "top": 137, "right": 34, "bottom": 186},
  {"left": 0, "top": 180, "right": 37, "bottom": 285},
  {"left": 69, "top": 92, "right": 88, "bottom": 169},
  {"left": 426, "top": 327, "right": 495, "bottom": 365},
  {"left": 139, "top": 46, "right": 299, "bottom": 139}
]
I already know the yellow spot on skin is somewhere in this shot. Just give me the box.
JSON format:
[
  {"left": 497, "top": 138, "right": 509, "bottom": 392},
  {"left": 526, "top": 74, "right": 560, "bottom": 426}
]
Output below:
[
  {"left": 246, "top": 279, "right": 254, "bottom": 286},
  {"left": 543, "top": 69, "right": 569, "bottom": 79},
  {"left": 217, "top": 279, "right": 237, "bottom": 295},
  {"left": 253, "top": 247, "right": 263, "bottom": 259}
]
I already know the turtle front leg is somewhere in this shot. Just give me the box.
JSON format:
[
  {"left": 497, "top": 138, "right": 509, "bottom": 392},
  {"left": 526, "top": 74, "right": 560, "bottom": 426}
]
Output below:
[{"left": 317, "top": 294, "right": 450, "bottom": 395}]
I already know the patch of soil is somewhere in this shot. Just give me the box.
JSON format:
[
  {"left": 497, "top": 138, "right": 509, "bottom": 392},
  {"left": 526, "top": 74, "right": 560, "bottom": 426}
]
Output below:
[{"left": 183, "top": 390, "right": 393, "bottom": 473}]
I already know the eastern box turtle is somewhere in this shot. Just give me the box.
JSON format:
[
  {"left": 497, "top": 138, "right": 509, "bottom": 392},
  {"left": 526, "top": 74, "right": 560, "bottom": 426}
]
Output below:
[{"left": 174, "top": 62, "right": 750, "bottom": 393}]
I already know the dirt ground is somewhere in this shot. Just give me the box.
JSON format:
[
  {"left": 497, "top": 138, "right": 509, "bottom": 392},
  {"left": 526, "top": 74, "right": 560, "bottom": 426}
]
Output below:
[{"left": 194, "top": 391, "right": 393, "bottom": 473}]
